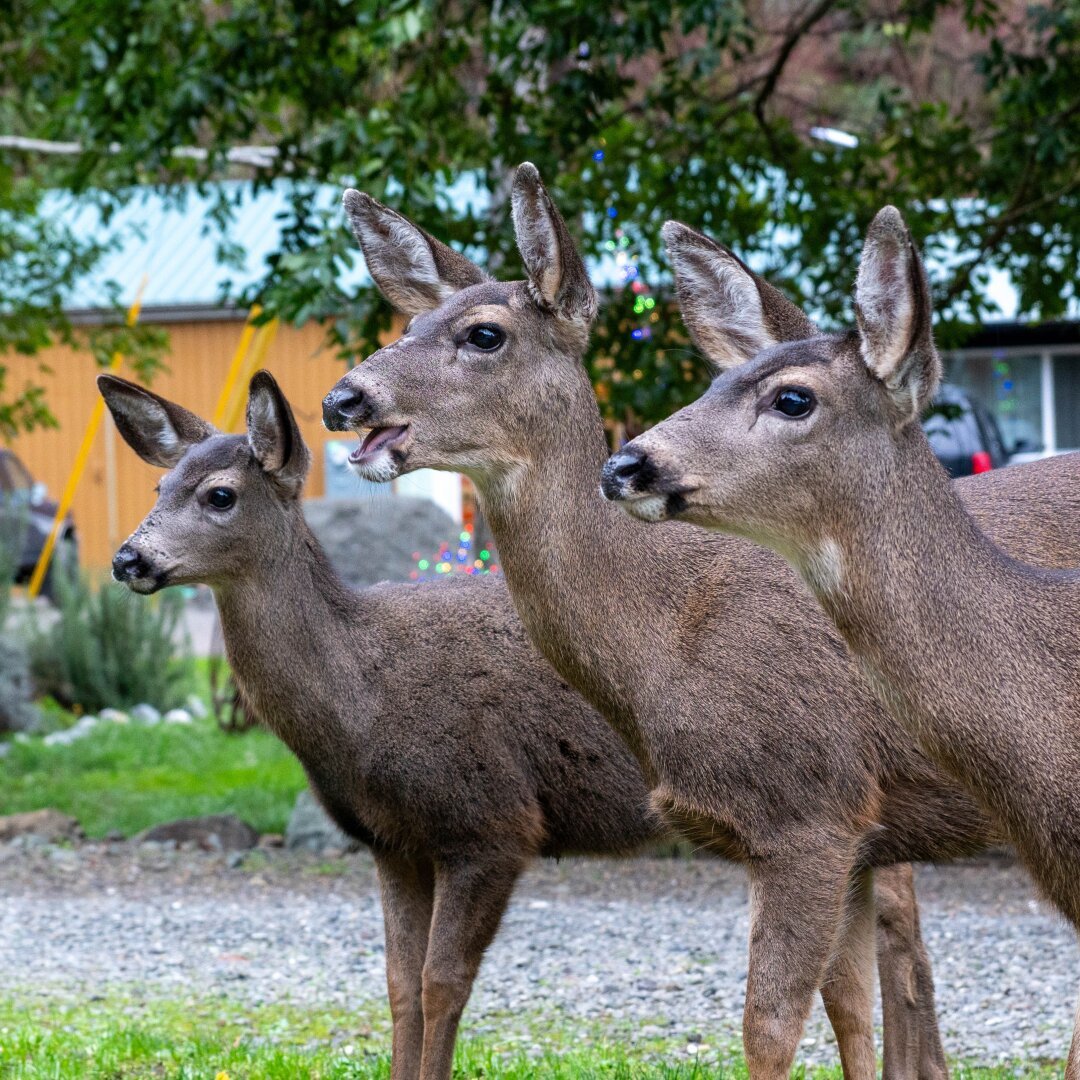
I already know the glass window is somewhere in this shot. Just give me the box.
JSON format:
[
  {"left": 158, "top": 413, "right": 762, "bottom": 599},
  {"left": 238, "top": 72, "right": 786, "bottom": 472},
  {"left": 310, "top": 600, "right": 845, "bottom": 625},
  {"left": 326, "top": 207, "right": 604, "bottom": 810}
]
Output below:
[
  {"left": 1053, "top": 354, "right": 1080, "bottom": 451},
  {"left": 943, "top": 352, "right": 1043, "bottom": 453}
]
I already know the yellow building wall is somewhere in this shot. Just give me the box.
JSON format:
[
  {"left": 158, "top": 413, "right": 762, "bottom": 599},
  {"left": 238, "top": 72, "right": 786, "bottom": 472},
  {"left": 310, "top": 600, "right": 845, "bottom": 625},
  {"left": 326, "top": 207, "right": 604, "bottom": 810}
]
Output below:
[{"left": 5, "top": 317, "right": 375, "bottom": 571}]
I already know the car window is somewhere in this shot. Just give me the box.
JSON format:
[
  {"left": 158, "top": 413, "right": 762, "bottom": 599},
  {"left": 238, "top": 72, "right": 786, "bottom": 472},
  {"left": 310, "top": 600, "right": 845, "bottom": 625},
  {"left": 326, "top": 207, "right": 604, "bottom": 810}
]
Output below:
[
  {"left": 923, "top": 400, "right": 976, "bottom": 459},
  {"left": 3, "top": 455, "right": 33, "bottom": 492}
]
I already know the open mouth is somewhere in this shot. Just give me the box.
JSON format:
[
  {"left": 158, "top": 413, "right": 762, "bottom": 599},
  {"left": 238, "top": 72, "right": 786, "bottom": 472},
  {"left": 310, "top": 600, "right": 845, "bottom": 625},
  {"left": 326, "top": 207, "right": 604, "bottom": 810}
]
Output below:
[{"left": 349, "top": 424, "right": 410, "bottom": 466}]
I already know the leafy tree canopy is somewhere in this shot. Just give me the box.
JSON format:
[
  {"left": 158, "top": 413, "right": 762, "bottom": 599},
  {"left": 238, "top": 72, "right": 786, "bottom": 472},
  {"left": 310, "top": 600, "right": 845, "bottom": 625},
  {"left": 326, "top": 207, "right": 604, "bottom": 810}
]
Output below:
[{"left": 3, "top": 0, "right": 1079, "bottom": 427}]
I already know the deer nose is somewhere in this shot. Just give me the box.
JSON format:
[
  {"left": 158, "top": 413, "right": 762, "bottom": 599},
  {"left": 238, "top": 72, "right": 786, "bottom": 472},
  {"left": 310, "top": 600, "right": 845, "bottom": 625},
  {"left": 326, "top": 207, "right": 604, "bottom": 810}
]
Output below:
[
  {"left": 112, "top": 545, "right": 147, "bottom": 583},
  {"left": 322, "top": 386, "right": 367, "bottom": 431},
  {"left": 600, "top": 447, "right": 649, "bottom": 500}
]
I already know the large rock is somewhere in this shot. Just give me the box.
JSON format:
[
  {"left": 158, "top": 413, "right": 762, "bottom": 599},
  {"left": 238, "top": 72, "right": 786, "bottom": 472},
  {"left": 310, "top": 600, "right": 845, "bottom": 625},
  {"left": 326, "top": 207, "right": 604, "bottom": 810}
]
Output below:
[
  {"left": 0, "top": 808, "right": 82, "bottom": 843},
  {"left": 285, "top": 789, "right": 361, "bottom": 854},
  {"left": 0, "top": 635, "right": 42, "bottom": 733},
  {"left": 304, "top": 495, "right": 456, "bottom": 589},
  {"left": 139, "top": 814, "right": 259, "bottom": 851}
]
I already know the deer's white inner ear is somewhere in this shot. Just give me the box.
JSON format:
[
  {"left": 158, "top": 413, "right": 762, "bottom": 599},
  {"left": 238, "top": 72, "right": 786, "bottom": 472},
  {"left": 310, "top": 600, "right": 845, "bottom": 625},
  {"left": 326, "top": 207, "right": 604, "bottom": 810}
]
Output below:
[
  {"left": 855, "top": 239, "right": 914, "bottom": 383},
  {"left": 115, "top": 396, "right": 182, "bottom": 464},
  {"left": 378, "top": 216, "right": 445, "bottom": 292},
  {"left": 670, "top": 243, "right": 776, "bottom": 368}
]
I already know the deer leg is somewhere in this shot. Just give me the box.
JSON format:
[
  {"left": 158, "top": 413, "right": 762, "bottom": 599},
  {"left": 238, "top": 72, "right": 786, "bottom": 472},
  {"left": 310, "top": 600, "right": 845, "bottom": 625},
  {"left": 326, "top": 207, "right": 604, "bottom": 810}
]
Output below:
[
  {"left": 1067, "top": 998, "right": 1080, "bottom": 1080},
  {"left": 742, "top": 846, "right": 859, "bottom": 1079},
  {"left": 875, "top": 863, "right": 948, "bottom": 1080},
  {"left": 418, "top": 852, "right": 526, "bottom": 1080},
  {"left": 374, "top": 850, "right": 436, "bottom": 1080},
  {"left": 819, "top": 866, "right": 877, "bottom": 1079}
]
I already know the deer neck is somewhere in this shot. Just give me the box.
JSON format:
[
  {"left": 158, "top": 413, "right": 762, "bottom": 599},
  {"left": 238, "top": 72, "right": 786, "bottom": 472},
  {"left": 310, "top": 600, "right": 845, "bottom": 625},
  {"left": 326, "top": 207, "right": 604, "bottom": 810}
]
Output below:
[
  {"left": 794, "top": 426, "right": 1067, "bottom": 784},
  {"left": 211, "top": 512, "right": 375, "bottom": 760},
  {"left": 473, "top": 369, "right": 690, "bottom": 758}
]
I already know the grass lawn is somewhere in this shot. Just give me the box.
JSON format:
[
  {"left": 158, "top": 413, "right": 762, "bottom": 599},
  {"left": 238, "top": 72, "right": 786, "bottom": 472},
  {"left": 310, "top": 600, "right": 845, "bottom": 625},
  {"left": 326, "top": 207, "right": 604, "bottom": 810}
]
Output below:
[
  {"left": 0, "top": 713, "right": 306, "bottom": 838},
  {"left": 0, "top": 994, "right": 1060, "bottom": 1079}
]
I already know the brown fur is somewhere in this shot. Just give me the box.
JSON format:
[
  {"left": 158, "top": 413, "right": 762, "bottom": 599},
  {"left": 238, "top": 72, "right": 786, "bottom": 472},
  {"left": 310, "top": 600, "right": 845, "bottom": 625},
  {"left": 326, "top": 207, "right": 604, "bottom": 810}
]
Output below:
[
  {"left": 100, "top": 371, "right": 662, "bottom": 1080},
  {"left": 317, "top": 167, "right": 1077, "bottom": 1075},
  {"left": 612, "top": 211, "right": 1080, "bottom": 1071}
]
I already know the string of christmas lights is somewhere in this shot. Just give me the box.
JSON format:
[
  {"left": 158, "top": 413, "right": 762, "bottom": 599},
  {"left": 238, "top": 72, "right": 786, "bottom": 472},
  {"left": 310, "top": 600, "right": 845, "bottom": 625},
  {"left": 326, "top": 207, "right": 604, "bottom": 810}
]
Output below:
[
  {"left": 594, "top": 141, "right": 658, "bottom": 341},
  {"left": 410, "top": 529, "right": 499, "bottom": 582}
]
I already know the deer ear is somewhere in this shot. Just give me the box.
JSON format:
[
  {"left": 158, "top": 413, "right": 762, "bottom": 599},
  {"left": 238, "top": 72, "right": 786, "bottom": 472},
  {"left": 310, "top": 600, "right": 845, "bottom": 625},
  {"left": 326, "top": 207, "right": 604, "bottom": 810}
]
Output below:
[
  {"left": 511, "top": 162, "right": 597, "bottom": 325},
  {"left": 662, "top": 222, "right": 817, "bottom": 372},
  {"left": 342, "top": 190, "right": 487, "bottom": 317},
  {"left": 98, "top": 374, "right": 213, "bottom": 468},
  {"left": 855, "top": 206, "right": 940, "bottom": 423},
  {"left": 246, "top": 371, "right": 311, "bottom": 494}
]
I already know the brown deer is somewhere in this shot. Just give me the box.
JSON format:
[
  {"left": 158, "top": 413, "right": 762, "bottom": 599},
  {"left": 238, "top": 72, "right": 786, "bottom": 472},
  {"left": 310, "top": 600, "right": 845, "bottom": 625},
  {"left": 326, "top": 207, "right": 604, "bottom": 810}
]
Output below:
[
  {"left": 101, "top": 370, "right": 669, "bottom": 1080},
  {"left": 601, "top": 210, "right": 1080, "bottom": 1071},
  {"left": 322, "top": 165, "right": 1080, "bottom": 1077}
]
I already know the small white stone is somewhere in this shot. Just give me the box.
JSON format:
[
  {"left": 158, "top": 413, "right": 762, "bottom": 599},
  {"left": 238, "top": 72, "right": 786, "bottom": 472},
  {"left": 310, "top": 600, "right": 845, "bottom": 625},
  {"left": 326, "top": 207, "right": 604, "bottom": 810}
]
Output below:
[
  {"left": 131, "top": 704, "right": 162, "bottom": 725},
  {"left": 163, "top": 709, "right": 193, "bottom": 725},
  {"left": 99, "top": 708, "right": 130, "bottom": 725}
]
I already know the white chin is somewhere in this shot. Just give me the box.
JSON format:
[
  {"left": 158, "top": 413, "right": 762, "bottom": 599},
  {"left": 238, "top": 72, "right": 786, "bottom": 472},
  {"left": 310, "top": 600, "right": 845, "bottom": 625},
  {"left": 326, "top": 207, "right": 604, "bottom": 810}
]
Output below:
[
  {"left": 128, "top": 578, "right": 159, "bottom": 594},
  {"left": 620, "top": 495, "right": 669, "bottom": 522},
  {"left": 350, "top": 450, "right": 400, "bottom": 483}
]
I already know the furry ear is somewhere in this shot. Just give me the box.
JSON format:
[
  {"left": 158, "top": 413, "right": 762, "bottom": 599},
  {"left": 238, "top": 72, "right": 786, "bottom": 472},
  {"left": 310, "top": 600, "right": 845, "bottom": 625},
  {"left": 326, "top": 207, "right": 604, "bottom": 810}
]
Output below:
[
  {"left": 98, "top": 375, "right": 214, "bottom": 468},
  {"left": 854, "top": 206, "right": 940, "bottom": 423},
  {"left": 662, "top": 222, "right": 817, "bottom": 371},
  {"left": 342, "top": 189, "right": 488, "bottom": 317},
  {"left": 246, "top": 370, "right": 312, "bottom": 494},
  {"left": 511, "top": 162, "right": 597, "bottom": 324}
]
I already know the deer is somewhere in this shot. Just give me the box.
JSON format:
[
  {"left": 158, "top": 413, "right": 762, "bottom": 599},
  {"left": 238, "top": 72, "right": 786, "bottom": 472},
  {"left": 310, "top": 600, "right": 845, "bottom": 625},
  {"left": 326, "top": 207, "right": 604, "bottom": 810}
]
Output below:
[
  {"left": 321, "top": 163, "right": 1080, "bottom": 1077},
  {"left": 100, "top": 369, "right": 671, "bottom": 1080},
  {"left": 600, "top": 208, "right": 1080, "bottom": 1071}
]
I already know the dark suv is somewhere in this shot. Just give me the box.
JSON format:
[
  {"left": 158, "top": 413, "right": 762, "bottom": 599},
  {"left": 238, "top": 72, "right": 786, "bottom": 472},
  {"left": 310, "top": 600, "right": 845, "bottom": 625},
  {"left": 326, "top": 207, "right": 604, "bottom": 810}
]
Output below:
[
  {"left": 922, "top": 384, "right": 1012, "bottom": 478},
  {"left": 0, "top": 449, "right": 77, "bottom": 601}
]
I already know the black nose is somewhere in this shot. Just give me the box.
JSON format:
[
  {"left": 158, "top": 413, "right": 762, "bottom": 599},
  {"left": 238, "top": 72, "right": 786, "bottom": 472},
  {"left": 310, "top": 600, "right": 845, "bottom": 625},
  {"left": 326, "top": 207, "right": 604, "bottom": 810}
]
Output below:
[
  {"left": 600, "top": 447, "right": 649, "bottom": 500},
  {"left": 112, "top": 546, "right": 146, "bottom": 582},
  {"left": 322, "top": 386, "right": 366, "bottom": 431}
]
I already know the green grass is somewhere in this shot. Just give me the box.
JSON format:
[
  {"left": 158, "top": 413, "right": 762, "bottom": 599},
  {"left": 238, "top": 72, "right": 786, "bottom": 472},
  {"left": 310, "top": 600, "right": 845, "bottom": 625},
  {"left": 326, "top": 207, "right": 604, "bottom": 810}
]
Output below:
[
  {"left": 0, "top": 712, "right": 306, "bottom": 838},
  {"left": 0, "top": 994, "right": 1061, "bottom": 1079}
]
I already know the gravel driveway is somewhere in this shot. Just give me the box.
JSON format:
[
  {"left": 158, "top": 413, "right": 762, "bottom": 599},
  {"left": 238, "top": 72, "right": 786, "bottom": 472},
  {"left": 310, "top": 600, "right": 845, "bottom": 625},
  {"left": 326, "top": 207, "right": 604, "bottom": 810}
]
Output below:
[{"left": 0, "top": 844, "right": 1074, "bottom": 1068}]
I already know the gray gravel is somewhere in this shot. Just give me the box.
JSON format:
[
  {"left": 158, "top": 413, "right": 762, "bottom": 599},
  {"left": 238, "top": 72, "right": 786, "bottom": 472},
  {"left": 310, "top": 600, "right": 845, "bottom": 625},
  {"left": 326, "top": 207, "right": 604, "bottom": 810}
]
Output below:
[{"left": 0, "top": 845, "right": 1075, "bottom": 1068}]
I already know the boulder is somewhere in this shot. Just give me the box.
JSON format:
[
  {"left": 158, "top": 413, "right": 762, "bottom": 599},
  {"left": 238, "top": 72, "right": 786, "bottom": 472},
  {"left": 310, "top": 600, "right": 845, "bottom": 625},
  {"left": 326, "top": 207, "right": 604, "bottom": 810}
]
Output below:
[
  {"left": 304, "top": 495, "right": 456, "bottom": 589},
  {"left": 0, "top": 808, "right": 82, "bottom": 844},
  {"left": 285, "top": 789, "right": 361, "bottom": 854},
  {"left": 0, "top": 636, "right": 42, "bottom": 733},
  {"left": 139, "top": 814, "right": 259, "bottom": 851}
]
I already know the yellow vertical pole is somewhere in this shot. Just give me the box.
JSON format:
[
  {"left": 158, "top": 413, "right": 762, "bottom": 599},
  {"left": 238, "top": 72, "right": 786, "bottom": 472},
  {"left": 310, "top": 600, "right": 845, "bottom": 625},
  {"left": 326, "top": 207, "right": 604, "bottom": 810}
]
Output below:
[
  {"left": 211, "top": 304, "right": 262, "bottom": 428},
  {"left": 27, "top": 278, "right": 148, "bottom": 598},
  {"left": 221, "top": 317, "right": 279, "bottom": 431}
]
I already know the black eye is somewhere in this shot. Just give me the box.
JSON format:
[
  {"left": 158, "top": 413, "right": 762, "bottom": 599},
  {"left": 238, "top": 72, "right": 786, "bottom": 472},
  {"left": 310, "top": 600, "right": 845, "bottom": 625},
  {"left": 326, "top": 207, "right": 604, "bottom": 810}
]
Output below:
[
  {"left": 772, "top": 387, "right": 816, "bottom": 418},
  {"left": 207, "top": 487, "right": 236, "bottom": 510},
  {"left": 465, "top": 324, "right": 504, "bottom": 351}
]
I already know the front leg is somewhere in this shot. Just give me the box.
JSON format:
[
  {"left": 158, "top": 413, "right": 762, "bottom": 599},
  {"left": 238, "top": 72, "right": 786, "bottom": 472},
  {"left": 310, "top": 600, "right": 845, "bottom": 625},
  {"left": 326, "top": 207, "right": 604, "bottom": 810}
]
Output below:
[
  {"left": 874, "top": 863, "right": 948, "bottom": 1079},
  {"left": 742, "top": 843, "right": 860, "bottom": 1079},
  {"left": 819, "top": 866, "right": 877, "bottom": 1078},
  {"left": 374, "top": 850, "right": 436, "bottom": 1080},
  {"left": 419, "top": 852, "right": 527, "bottom": 1080}
]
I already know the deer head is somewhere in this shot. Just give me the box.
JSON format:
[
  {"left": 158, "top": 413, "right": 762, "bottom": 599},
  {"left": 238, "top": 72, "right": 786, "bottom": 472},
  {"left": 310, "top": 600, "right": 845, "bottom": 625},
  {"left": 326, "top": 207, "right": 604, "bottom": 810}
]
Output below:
[
  {"left": 600, "top": 208, "right": 941, "bottom": 559},
  {"left": 322, "top": 163, "right": 599, "bottom": 487},
  {"left": 101, "top": 371, "right": 312, "bottom": 592}
]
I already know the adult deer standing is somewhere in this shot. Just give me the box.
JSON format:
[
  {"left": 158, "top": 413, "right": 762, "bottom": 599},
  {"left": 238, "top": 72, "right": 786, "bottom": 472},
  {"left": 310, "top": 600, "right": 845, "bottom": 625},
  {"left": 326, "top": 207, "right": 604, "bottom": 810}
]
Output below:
[
  {"left": 101, "top": 370, "right": 667, "bottom": 1080},
  {"left": 602, "top": 210, "right": 1080, "bottom": 1071},
  {"left": 322, "top": 164, "right": 1080, "bottom": 1075}
]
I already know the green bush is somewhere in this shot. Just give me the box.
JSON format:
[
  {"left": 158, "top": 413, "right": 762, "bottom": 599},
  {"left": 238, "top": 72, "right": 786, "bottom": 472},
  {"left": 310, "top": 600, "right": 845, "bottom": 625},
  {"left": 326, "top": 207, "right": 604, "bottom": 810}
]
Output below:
[{"left": 29, "top": 574, "right": 194, "bottom": 714}]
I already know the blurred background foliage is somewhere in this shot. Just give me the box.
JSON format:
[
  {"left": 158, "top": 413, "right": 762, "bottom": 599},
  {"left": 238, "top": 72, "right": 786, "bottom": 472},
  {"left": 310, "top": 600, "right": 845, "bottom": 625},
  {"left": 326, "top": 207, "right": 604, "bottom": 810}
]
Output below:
[{"left": 2, "top": 0, "right": 1079, "bottom": 427}]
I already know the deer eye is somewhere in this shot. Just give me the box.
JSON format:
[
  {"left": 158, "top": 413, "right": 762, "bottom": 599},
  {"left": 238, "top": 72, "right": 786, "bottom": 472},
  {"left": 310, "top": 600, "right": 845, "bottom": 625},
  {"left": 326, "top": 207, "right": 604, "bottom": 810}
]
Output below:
[
  {"left": 207, "top": 487, "right": 236, "bottom": 510},
  {"left": 771, "top": 387, "right": 816, "bottom": 419},
  {"left": 465, "top": 324, "right": 504, "bottom": 351}
]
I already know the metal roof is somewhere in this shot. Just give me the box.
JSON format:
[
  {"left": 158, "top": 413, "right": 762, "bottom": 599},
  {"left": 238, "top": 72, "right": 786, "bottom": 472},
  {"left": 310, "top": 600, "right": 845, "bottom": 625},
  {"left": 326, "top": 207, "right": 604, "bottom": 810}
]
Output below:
[{"left": 48, "top": 180, "right": 366, "bottom": 318}]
